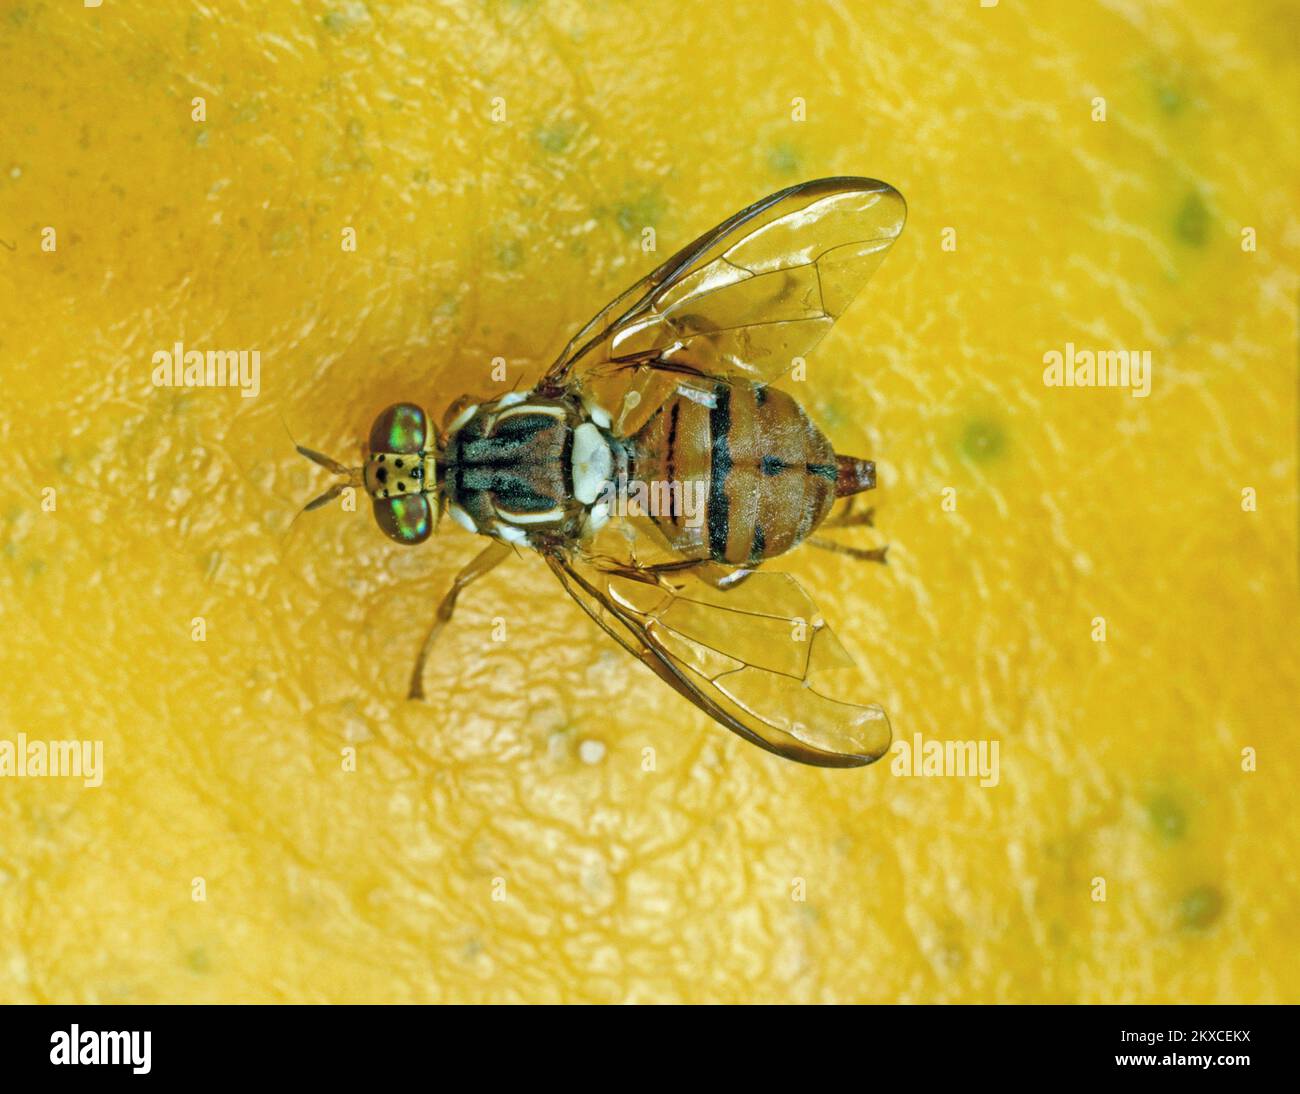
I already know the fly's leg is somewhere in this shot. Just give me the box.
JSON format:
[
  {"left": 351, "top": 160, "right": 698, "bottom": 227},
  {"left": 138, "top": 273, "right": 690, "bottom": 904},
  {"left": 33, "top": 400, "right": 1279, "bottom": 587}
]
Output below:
[
  {"left": 599, "top": 559, "right": 758, "bottom": 591},
  {"left": 713, "top": 567, "right": 756, "bottom": 591},
  {"left": 814, "top": 492, "right": 886, "bottom": 561},
  {"left": 807, "top": 537, "right": 889, "bottom": 564},
  {"left": 694, "top": 563, "right": 757, "bottom": 590},
  {"left": 408, "top": 540, "right": 513, "bottom": 700},
  {"left": 820, "top": 495, "right": 875, "bottom": 529}
]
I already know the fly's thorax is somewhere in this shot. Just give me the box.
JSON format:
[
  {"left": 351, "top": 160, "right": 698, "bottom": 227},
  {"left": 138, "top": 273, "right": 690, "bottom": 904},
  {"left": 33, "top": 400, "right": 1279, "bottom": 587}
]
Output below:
[{"left": 439, "top": 389, "right": 622, "bottom": 545}]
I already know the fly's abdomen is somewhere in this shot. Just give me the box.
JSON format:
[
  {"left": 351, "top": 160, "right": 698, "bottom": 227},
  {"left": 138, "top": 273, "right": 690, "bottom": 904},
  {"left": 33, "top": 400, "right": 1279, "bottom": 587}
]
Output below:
[{"left": 631, "top": 380, "right": 837, "bottom": 565}]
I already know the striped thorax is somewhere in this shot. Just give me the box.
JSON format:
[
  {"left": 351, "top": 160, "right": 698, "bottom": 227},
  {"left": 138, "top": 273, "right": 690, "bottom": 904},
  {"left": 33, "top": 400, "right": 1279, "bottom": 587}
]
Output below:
[{"left": 440, "top": 391, "right": 622, "bottom": 547}]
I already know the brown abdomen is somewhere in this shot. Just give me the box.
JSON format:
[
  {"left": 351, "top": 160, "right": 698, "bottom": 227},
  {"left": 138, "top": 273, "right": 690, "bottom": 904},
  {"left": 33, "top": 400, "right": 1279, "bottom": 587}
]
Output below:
[{"left": 631, "top": 380, "right": 837, "bottom": 565}]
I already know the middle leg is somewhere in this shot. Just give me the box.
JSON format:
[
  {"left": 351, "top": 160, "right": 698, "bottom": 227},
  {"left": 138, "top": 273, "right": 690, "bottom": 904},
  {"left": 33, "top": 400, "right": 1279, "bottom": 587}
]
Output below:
[{"left": 408, "top": 539, "right": 513, "bottom": 700}]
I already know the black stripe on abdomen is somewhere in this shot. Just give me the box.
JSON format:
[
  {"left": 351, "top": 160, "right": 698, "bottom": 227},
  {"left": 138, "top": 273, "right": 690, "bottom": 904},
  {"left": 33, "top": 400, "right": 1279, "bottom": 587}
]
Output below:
[
  {"left": 807, "top": 462, "right": 838, "bottom": 483},
  {"left": 708, "top": 384, "right": 732, "bottom": 560}
]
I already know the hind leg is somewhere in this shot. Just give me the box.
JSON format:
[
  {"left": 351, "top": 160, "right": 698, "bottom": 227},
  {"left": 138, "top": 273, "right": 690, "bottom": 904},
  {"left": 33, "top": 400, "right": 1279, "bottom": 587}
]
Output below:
[
  {"left": 807, "top": 537, "right": 889, "bottom": 564},
  {"left": 816, "top": 455, "right": 886, "bottom": 561},
  {"left": 820, "top": 495, "right": 876, "bottom": 530},
  {"left": 408, "top": 540, "right": 512, "bottom": 700}
]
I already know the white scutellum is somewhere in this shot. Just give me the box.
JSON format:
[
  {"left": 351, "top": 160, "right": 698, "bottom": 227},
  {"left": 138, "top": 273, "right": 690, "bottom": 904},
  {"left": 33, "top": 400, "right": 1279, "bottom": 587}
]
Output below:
[{"left": 571, "top": 422, "right": 613, "bottom": 505}]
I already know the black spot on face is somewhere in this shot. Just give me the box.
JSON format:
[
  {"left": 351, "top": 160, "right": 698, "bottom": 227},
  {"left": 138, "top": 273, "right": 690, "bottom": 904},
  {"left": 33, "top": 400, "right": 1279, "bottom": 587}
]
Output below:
[
  {"left": 376, "top": 466, "right": 389, "bottom": 484},
  {"left": 395, "top": 458, "right": 404, "bottom": 469},
  {"left": 398, "top": 482, "right": 407, "bottom": 492},
  {"left": 411, "top": 466, "right": 422, "bottom": 481}
]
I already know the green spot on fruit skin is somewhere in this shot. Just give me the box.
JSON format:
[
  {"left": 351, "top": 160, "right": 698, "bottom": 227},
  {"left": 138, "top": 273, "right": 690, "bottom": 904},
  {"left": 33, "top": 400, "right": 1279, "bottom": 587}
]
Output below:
[
  {"left": 614, "top": 192, "right": 665, "bottom": 236},
  {"left": 768, "top": 141, "right": 801, "bottom": 176},
  {"left": 1155, "top": 83, "right": 1186, "bottom": 116},
  {"left": 536, "top": 123, "right": 574, "bottom": 156},
  {"left": 322, "top": 3, "right": 371, "bottom": 35},
  {"left": 496, "top": 239, "right": 523, "bottom": 270},
  {"left": 1147, "top": 794, "right": 1187, "bottom": 840},
  {"left": 813, "top": 399, "right": 847, "bottom": 430},
  {"left": 1174, "top": 189, "right": 1211, "bottom": 247},
  {"left": 269, "top": 225, "right": 301, "bottom": 253},
  {"left": 201, "top": 549, "right": 222, "bottom": 580},
  {"left": 1178, "top": 884, "right": 1224, "bottom": 930},
  {"left": 960, "top": 418, "right": 1006, "bottom": 463},
  {"left": 318, "top": 149, "right": 370, "bottom": 178}
]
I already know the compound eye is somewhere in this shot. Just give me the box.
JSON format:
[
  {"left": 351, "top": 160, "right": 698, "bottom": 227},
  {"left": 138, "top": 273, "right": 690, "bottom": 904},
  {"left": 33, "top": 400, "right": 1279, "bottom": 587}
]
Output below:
[
  {"left": 373, "top": 495, "right": 432, "bottom": 545},
  {"left": 369, "top": 403, "right": 428, "bottom": 454}
]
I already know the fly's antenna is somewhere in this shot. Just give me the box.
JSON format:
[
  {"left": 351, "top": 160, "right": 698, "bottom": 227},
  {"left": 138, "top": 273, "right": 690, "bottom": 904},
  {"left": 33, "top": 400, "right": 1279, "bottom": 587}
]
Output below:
[
  {"left": 300, "top": 479, "right": 350, "bottom": 511},
  {"left": 282, "top": 414, "right": 363, "bottom": 522},
  {"left": 296, "top": 445, "right": 363, "bottom": 511},
  {"left": 297, "top": 444, "right": 355, "bottom": 480}
]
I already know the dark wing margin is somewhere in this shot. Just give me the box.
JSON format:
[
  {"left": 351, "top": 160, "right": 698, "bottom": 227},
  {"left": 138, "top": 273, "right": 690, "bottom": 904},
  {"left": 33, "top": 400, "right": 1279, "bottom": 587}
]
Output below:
[
  {"left": 545, "top": 550, "right": 891, "bottom": 768},
  {"left": 542, "top": 177, "right": 906, "bottom": 389}
]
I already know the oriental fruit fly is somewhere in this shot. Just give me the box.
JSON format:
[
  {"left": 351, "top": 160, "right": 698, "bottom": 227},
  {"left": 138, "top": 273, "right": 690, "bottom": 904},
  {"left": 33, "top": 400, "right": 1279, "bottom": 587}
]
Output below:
[{"left": 298, "top": 178, "right": 906, "bottom": 767}]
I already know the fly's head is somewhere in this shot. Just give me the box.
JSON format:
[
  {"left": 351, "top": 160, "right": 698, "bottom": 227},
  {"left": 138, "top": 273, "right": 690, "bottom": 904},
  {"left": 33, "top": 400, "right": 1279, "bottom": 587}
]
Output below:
[
  {"left": 363, "top": 402, "right": 440, "bottom": 544},
  {"left": 296, "top": 402, "right": 441, "bottom": 545}
]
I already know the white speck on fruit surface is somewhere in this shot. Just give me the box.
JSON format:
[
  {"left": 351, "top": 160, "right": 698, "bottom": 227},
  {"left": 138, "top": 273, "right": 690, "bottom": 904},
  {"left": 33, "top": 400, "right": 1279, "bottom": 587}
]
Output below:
[{"left": 578, "top": 739, "right": 606, "bottom": 765}]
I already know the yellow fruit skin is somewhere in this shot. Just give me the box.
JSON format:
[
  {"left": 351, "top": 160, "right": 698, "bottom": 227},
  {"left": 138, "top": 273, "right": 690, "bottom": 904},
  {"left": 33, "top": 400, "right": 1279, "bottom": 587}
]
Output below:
[{"left": 0, "top": 1, "right": 1297, "bottom": 1004}]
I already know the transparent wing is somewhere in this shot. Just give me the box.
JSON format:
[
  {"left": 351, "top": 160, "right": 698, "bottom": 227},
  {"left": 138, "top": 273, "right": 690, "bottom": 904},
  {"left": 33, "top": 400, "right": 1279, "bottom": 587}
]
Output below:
[
  {"left": 545, "top": 549, "right": 891, "bottom": 768},
  {"left": 543, "top": 177, "right": 906, "bottom": 389}
]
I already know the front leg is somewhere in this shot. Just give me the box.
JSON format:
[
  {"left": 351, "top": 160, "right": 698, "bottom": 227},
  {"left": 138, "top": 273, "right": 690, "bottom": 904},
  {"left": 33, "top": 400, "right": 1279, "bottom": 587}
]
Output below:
[{"left": 408, "top": 539, "right": 513, "bottom": 700}]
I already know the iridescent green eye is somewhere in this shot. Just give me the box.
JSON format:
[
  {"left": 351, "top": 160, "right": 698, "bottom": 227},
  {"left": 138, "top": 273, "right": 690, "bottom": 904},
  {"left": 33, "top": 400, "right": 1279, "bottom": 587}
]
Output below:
[
  {"left": 369, "top": 402, "right": 428, "bottom": 454},
  {"left": 373, "top": 495, "right": 432, "bottom": 545}
]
